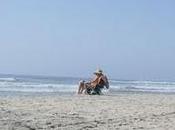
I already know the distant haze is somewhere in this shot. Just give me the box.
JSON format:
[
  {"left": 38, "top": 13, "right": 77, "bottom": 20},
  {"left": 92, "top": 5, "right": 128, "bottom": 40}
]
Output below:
[{"left": 0, "top": 0, "right": 175, "bottom": 81}]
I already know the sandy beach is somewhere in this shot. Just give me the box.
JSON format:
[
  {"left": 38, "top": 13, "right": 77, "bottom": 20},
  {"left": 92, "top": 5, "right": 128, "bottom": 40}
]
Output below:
[{"left": 0, "top": 93, "right": 175, "bottom": 130}]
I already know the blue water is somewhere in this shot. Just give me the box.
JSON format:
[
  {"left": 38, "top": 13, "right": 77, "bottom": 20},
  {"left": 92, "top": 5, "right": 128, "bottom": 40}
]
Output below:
[{"left": 0, "top": 74, "right": 175, "bottom": 94}]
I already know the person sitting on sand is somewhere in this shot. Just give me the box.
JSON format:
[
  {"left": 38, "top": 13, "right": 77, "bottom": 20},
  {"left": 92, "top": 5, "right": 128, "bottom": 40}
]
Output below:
[{"left": 78, "top": 69, "right": 109, "bottom": 95}]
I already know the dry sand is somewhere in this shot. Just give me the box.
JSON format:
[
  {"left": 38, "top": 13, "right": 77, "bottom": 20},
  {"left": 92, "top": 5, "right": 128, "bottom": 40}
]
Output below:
[{"left": 0, "top": 93, "right": 175, "bottom": 130}]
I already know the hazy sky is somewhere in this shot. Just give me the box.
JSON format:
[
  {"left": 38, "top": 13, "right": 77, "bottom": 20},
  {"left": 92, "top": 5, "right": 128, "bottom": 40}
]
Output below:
[{"left": 0, "top": 0, "right": 175, "bottom": 81}]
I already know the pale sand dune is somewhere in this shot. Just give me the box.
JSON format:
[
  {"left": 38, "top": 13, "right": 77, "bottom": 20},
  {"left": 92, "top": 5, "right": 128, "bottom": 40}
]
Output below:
[{"left": 0, "top": 93, "right": 175, "bottom": 130}]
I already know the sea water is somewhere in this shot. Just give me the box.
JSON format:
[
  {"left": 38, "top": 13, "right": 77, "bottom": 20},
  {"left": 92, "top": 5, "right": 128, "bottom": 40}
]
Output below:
[{"left": 0, "top": 74, "right": 175, "bottom": 95}]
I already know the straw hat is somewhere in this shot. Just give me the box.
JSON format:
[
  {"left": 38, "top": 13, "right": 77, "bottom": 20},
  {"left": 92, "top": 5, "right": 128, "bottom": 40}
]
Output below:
[{"left": 94, "top": 69, "right": 103, "bottom": 75}]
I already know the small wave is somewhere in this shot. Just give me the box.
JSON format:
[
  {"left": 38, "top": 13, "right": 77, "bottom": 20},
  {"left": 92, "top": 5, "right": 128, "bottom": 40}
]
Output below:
[
  {"left": 0, "top": 77, "right": 175, "bottom": 93},
  {"left": 110, "top": 80, "right": 175, "bottom": 85},
  {"left": 111, "top": 84, "right": 175, "bottom": 93},
  {"left": 0, "top": 81, "right": 78, "bottom": 93},
  {"left": 0, "top": 78, "right": 16, "bottom": 82}
]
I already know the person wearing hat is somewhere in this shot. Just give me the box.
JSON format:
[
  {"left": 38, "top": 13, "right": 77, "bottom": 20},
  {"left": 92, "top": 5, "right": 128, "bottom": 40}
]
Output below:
[{"left": 78, "top": 69, "right": 109, "bottom": 95}]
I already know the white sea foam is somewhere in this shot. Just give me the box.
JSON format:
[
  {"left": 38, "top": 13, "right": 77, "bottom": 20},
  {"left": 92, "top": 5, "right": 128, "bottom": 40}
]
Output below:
[
  {"left": 0, "top": 77, "right": 16, "bottom": 81},
  {"left": 0, "top": 81, "right": 77, "bottom": 93},
  {"left": 0, "top": 76, "right": 175, "bottom": 93}
]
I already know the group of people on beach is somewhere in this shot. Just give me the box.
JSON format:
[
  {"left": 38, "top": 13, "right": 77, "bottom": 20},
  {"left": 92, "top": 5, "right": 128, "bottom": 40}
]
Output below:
[{"left": 78, "top": 69, "right": 109, "bottom": 95}]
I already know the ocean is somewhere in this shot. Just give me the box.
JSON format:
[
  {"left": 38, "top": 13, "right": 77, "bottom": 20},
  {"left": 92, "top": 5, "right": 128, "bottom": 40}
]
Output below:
[{"left": 0, "top": 74, "right": 175, "bottom": 95}]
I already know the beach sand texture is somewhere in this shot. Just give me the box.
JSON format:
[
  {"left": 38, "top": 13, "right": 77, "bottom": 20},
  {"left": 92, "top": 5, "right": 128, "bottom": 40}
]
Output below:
[{"left": 0, "top": 93, "right": 175, "bottom": 130}]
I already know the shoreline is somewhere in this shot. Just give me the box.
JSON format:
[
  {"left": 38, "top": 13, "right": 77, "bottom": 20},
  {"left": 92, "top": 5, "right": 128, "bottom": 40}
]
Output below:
[{"left": 1, "top": 90, "right": 175, "bottom": 97}]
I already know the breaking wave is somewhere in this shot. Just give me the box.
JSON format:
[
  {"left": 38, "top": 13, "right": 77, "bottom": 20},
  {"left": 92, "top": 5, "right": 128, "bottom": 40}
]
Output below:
[{"left": 0, "top": 76, "right": 175, "bottom": 93}]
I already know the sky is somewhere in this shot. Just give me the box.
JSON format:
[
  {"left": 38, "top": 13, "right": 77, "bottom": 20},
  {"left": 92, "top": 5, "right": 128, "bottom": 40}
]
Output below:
[{"left": 0, "top": 0, "right": 175, "bottom": 81}]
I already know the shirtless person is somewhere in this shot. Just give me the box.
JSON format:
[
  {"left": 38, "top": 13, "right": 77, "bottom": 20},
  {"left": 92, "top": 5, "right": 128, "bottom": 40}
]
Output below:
[{"left": 78, "top": 69, "right": 109, "bottom": 94}]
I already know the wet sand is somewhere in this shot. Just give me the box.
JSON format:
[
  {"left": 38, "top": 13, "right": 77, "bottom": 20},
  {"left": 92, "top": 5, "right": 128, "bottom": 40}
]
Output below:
[{"left": 0, "top": 93, "right": 175, "bottom": 130}]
